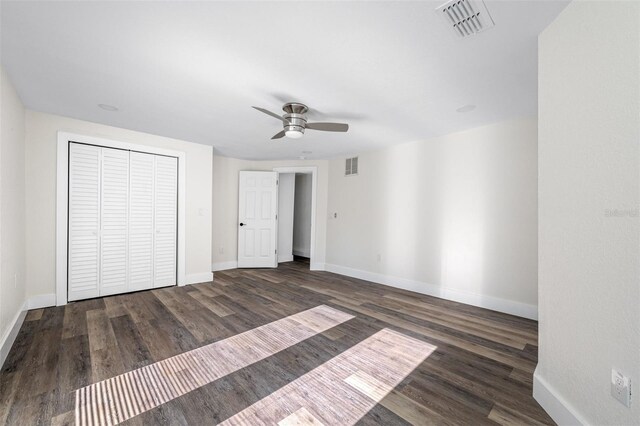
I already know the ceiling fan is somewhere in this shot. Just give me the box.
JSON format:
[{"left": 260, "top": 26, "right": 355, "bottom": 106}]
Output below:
[{"left": 252, "top": 102, "right": 349, "bottom": 140}]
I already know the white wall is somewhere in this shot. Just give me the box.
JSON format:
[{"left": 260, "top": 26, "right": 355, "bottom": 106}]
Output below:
[
  {"left": 212, "top": 155, "right": 329, "bottom": 270},
  {"left": 277, "top": 173, "right": 295, "bottom": 262},
  {"left": 211, "top": 155, "right": 251, "bottom": 270},
  {"left": 293, "top": 173, "right": 312, "bottom": 257},
  {"left": 0, "top": 66, "right": 27, "bottom": 365},
  {"left": 326, "top": 117, "right": 538, "bottom": 318},
  {"left": 536, "top": 2, "right": 640, "bottom": 424},
  {"left": 25, "top": 111, "right": 213, "bottom": 300}
]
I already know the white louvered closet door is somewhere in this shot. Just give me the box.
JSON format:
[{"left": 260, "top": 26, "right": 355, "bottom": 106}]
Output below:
[
  {"left": 153, "top": 155, "right": 178, "bottom": 287},
  {"left": 68, "top": 144, "right": 101, "bottom": 301},
  {"left": 99, "top": 148, "right": 130, "bottom": 296},
  {"left": 129, "top": 152, "right": 155, "bottom": 291},
  {"left": 68, "top": 144, "right": 178, "bottom": 301}
]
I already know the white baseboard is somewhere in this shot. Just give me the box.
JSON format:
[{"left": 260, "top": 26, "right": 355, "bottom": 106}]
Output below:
[
  {"left": 323, "top": 263, "right": 538, "bottom": 320},
  {"left": 293, "top": 249, "right": 310, "bottom": 258},
  {"left": 211, "top": 261, "right": 238, "bottom": 272},
  {"left": 27, "top": 293, "right": 56, "bottom": 309},
  {"left": 278, "top": 254, "right": 294, "bottom": 263},
  {"left": 0, "top": 301, "right": 28, "bottom": 369},
  {"left": 310, "top": 262, "right": 325, "bottom": 271},
  {"left": 533, "top": 367, "right": 586, "bottom": 425},
  {"left": 185, "top": 272, "right": 214, "bottom": 285}
]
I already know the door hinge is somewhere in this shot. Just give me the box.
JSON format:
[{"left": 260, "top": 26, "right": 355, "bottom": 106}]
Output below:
[
  {"left": 275, "top": 249, "right": 277, "bottom": 254},
  {"left": 275, "top": 214, "right": 278, "bottom": 220},
  {"left": 276, "top": 179, "right": 279, "bottom": 185}
]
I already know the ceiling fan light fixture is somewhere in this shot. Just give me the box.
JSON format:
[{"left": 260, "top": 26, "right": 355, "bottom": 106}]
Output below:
[
  {"left": 285, "top": 130, "right": 303, "bottom": 139},
  {"left": 285, "top": 126, "right": 305, "bottom": 139}
]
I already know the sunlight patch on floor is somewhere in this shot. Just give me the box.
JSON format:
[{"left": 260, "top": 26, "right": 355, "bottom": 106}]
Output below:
[
  {"left": 220, "top": 328, "right": 437, "bottom": 426},
  {"left": 75, "top": 305, "right": 354, "bottom": 426}
]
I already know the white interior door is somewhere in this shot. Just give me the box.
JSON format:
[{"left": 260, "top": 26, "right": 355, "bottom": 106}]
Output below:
[
  {"left": 68, "top": 143, "right": 101, "bottom": 301},
  {"left": 68, "top": 143, "right": 178, "bottom": 301},
  {"left": 129, "top": 152, "right": 155, "bottom": 291},
  {"left": 153, "top": 155, "right": 178, "bottom": 287},
  {"left": 238, "top": 171, "right": 278, "bottom": 268},
  {"left": 99, "top": 147, "right": 130, "bottom": 296}
]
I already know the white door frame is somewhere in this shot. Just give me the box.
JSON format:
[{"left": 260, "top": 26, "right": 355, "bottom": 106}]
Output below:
[
  {"left": 237, "top": 171, "right": 279, "bottom": 268},
  {"left": 273, "top": 166, "right": 318, "bottom": 269},
  {"left": 56, "top": 131, "right": 187, "bottom": 306}
]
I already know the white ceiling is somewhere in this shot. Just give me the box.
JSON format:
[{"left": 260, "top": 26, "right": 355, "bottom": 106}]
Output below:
[{"left": 1, "top": 1, "right": 568, "bottom": 160}]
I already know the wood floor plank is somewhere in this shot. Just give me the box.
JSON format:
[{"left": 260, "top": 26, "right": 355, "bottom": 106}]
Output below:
[
  {"left": 86, "top": 309, "right": 117, "bottom": 352},
  {"left": 509, "top": 367, "right": 534, "bottom": 387},
  {"left": 221, "top": 329, "right": 435, "bottom": 426},
  {"left": 50, "top": 410, "right": 75, "bottom": 426},
  {"left": 328, "top": 298, "right": 537, "bottom": 372},
  {"left": 15, "top": 328, "right": 62, "bottom": 398},
  {"left": 488, "top": 402, "right": 549, "bottom": 426},
  {"left": 187, "top": 292, "right": 235, "bottom": 317},
  {"left": 0, "top": 371, "right": 21, "bottom": 425},
  {"left": 103, "top": 295, "right": 128, "bottom": 318},
  {"left": 0, "top": 259, "right": 553, "bottom": 425},
  {"left": 278, "top": 407, "right": 325, "bottom": 425},
  {"left": 111, "top": 314, "right": 153, "bottom": 370},
  {"left": 75, "top": 305, "right": 354, "bottom": 425},
  {"left": 367, "top": 297, "right": 530, "bottom": 349},
  {"left": 383, "top": 293, "right": 538, "bottom": 342},
  {"left": 25, "top": 309, "right": 44, "bottom": 321},
  {"left": 135, "top": 317, "right": 199, "bottom": 361},
  {"left": 57, "top": 334, "right": 91, "bottom": 393}
]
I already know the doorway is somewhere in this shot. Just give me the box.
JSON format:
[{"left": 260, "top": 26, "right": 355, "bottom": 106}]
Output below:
[{"left": 274, "top": 166, "right": 317, "bottom": 269}]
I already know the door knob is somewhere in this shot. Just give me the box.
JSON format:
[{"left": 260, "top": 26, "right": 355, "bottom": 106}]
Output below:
[{"left": 240, "top": 222, "right": 246, "bottom": 227}]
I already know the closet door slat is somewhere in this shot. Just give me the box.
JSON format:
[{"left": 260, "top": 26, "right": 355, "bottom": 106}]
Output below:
[
  {"left": 68, "top": 144, "right": 101, "bottom": 301},
  {"left": 99, "top": 147, "right": 130, "bottom": 296},
  {"left": 154, "top": 156, "right": 178, "bottom": 287},
  {"left": 129, "top": 152, "right": 155, "bottom": 291}
]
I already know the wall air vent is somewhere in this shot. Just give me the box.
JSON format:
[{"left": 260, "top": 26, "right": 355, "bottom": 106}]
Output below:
[
  {"left": 345, "top": 157, "right": 358, "bottom": 176},
  {"left": 436, "top": 0, "right": 495, "bottom": 38}
]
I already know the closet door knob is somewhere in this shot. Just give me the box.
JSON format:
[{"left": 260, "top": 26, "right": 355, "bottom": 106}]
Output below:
[{"left": 239, "top": 222, "right": 246, "bottom": 227}]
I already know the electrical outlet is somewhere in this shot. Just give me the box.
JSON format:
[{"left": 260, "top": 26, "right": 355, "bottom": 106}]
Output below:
[
  {"left": 376, "top": 254, "right": 382, "bottom": 262},
  {"left": 219, "top": 247, "right": 225, "bottom": 255},
  {"left": 611, "top": 369, "right": 632, "bottom": 407}
]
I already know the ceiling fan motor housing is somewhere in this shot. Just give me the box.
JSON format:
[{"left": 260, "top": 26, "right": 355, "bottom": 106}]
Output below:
[
  {"left": 283, "top": 103, "right": 308, "bottom": 134},
  {"left": 283, "top": 113, "right": 306, "bottom": 134}
]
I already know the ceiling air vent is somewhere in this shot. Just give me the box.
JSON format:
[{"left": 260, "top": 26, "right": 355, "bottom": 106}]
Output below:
[
  {"left": 345, "top": 157, "right": 358, "bottom": 176},
  {"left": 436, "top": 0, "right": 495, "bottom": 38}
]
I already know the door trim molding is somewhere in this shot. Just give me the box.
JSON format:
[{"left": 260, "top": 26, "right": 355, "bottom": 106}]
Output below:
[
  {"left": 56, "top": 131, "right": 187, "bottom": 306},
  {"left": 273, "top": 166, "right": 318, "bottom": 268}
]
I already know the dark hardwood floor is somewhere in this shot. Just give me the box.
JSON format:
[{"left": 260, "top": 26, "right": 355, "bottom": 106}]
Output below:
[{"left": 0, "top": 260, "right": 553, "bottom": 425}]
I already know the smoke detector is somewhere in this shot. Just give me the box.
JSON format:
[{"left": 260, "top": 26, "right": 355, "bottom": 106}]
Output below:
[{"left": 436, "top": 0, "right": 495, "bottom": 38}]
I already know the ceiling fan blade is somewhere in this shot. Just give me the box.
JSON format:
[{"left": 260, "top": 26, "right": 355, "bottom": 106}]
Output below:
[
  {"left": 306, "top": 122, "right": 349, "bottom": 132},
  {"left": 252, "top": 106, "right": 285, "bottom": 122},
  {"left": 271, "top": 130, "right": 286, "bottom": 139}
]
